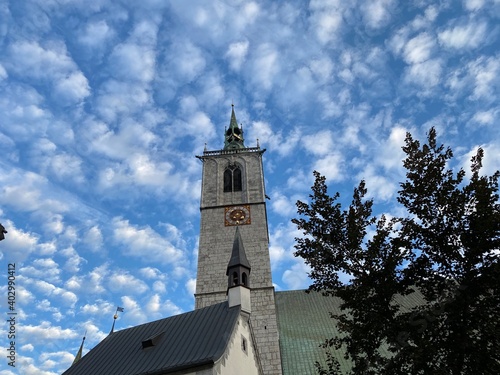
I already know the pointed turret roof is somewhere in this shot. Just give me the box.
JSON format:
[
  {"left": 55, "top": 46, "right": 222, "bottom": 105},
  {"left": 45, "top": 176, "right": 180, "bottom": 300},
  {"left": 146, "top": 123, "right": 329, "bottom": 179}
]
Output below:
[
  {"left": 229, "top": 105, "right": 239, "bottom": 130},
  {"left": 224, "top": 105, "right": 245, "bottom": 150},
  {"left": 71, "top": 334, "right": 86, "bottom": 366},
  {"left": 227, "top": 226, "right": 251, "bottom": 273}
]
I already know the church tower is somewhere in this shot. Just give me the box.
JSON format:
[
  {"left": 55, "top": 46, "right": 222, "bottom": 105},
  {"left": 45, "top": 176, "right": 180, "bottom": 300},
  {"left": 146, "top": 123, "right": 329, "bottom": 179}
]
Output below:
[{"left": 195, "top": 106, "right": 282, "bottom": 375}]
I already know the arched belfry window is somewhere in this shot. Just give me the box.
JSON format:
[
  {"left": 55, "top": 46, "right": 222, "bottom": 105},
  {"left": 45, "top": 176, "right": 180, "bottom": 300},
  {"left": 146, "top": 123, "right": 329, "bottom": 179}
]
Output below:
[
  {"left": 224, "top": 164, "right": 242, "bottom": 192},
  {"left": 242, "top": 272, "right": 248, "bottom": 287},
  {"left": 232, "top": 272, "right": 239, "bottom": 286}
]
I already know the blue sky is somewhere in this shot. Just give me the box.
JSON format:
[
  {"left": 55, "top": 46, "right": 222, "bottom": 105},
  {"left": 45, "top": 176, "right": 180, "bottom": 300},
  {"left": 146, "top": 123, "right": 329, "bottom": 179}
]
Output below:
[{"left": 0, "top": 0, "right": 499, "bottom": 373}]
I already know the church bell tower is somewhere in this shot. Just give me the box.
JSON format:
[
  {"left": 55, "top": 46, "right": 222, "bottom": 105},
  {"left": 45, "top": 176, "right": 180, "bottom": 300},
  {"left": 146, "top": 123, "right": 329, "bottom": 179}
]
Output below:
[{"left": 195, "top": 106, "right": 282, "bottom": 375}]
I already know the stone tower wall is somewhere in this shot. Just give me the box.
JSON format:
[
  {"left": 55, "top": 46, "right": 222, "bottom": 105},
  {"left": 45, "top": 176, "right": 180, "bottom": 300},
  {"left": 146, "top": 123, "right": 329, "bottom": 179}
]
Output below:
[{"left": 195, "top": 148, "right": 282, "bottom": 375}]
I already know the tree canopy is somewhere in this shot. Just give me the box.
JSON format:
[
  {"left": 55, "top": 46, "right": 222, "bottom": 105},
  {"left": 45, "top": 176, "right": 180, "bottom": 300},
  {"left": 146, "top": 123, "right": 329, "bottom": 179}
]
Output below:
[{"left": 293, "top": 128, "right": 500, "bottom": 375}]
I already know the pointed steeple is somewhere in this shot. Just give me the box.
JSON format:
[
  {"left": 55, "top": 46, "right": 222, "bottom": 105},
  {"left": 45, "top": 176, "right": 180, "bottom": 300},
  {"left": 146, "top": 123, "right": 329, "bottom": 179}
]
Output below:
[
  {"left": 224, "top": 105, "right": 245, "bottom": 150},
  {"left": 227, "top": 227, "right": 252, "bottom": 313},
  {"left": 227, "top": 226, "right": 251, "bottom": 274},
  {"left": 71, "top": 333, "right": 86, "bottom": 366}
]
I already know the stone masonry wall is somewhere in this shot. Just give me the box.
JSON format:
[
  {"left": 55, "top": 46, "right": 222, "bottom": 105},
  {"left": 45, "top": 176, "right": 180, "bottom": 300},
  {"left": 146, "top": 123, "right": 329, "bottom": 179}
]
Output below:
[{"left": 195, "top": 149, "right": 282, "bottom": 375}]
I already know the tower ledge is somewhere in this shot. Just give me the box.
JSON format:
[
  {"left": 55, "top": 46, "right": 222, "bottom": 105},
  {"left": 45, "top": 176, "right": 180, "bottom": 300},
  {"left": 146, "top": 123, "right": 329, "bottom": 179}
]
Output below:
[{"left": 197, "top": 147, "right": 265, "bottom": 159}]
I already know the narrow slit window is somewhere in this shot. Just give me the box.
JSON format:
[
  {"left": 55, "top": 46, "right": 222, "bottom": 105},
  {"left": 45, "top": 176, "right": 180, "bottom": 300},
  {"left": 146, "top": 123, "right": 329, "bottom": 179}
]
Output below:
[{"left": 241, "top": 336, "right": 248, "bottom": 354}]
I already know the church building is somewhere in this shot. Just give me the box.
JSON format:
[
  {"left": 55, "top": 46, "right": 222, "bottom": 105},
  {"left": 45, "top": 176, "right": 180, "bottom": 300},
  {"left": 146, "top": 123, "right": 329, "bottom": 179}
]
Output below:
[{"left": 63, "top": 107, "right": 345, "bottom": 375}]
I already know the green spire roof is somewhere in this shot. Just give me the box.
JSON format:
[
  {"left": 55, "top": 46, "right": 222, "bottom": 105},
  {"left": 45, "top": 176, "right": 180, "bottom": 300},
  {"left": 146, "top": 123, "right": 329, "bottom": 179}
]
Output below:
[{"left": 224, "top": 105, "right": 245, "bottom": 150}]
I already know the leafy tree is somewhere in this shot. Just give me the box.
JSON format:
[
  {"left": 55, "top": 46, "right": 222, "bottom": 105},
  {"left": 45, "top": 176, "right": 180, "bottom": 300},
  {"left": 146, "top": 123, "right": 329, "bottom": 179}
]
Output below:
[{"left": 293, "top": 128, "right": 500, "bottom": 374}]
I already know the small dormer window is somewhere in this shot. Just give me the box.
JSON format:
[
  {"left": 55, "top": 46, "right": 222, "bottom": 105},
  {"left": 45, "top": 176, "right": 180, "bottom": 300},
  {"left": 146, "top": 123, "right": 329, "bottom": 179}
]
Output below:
[
  {"left": 142, "top": 331, "right": 165, "bottom": 349},
  {"left": 224, "top": 165, "right": 242, "bottom": 192}
]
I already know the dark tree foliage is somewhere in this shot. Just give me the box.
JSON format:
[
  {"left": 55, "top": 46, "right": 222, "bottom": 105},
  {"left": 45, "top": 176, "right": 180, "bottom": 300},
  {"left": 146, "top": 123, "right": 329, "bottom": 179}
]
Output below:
[{"left": 293, "top": 128, "right": 500, "bottom": 375}]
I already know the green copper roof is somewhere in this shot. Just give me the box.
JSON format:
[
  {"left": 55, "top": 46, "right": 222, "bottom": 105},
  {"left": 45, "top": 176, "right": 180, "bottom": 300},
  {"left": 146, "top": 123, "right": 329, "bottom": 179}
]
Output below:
[
  {"left": 224, "top": 105, "right": 245, "bottom": 150},
  {"left": 275, "top": 288, "right": 427, "bottom": 374},
  {"left": 275, "top": 290, "right": 352, "bottom": 374}
]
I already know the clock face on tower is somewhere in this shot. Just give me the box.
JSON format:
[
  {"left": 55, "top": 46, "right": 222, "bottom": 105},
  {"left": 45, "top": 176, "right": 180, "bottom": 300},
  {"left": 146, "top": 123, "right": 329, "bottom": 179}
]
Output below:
[{"left": 225, "top": 205, "right": 251, "bottom": 226}]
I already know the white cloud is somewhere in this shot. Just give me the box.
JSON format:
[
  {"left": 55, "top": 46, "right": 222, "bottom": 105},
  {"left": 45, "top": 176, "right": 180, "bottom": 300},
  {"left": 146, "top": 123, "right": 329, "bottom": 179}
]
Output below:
[
  {"left": 53, "top": 71, "right": 90, "bottom": 103},
  {"left": 0, "top": 170, "right": 69, "bottom": 214},
  {"left": 39, "top": 351, "right": 74, "bottom": 370},
  {"left": 471, "top": 109, "right": 497, "bottom": 125},
  {"left": 112, "top": 218, "right": 185, "bottom": 265},
  {"left": 462, "top": 143, "right": 500, "bottom": 177},
  {"left": 91, "top": 120, "right": 157, "bottom": 160},
  {"left": 378, "top": 126, "right": 407, "bottom": 171},
  {"left": 145, "top": 293, "right": 161, "bottom": 314},
  {"left": 152, "top": 281, "right": 167, "bottom": 293},
  {"left": 60, "top": 246, "right": 85, "bottom": 273},
  {"left": 186, "top": 278, "right": 196, "bottom": 295},
  {"left": 249, "top": 43, "right": 280, "bottom": 91},
  {"left": 6, "top": 40, "right": 89, "bottom": 104},
  {"left": 0, "top": 63, "right": 8, "bottom": 80},
  {"left": 21, "top": 258, "right": 60, "bottom": 283},
  {"left": 308, "top": 0, "right": 344, "bottom": 44},
  {"left": 438, "top": 21, "right": 487, "bottom": 49},
  {"left": 302, "top": 130, "right": 334, "bottom": 156},
  {"left": 469, "top": 56, "right": 500, "bottom": 100},
  {"left": 248, "top": 121, "right": 301, "bottom": 158},
  {"left": 0, "top": 221, "right": 38, "bottom": 262},
  {"left": 7, "top": 40, "right": 75, "bottom": 79},
  {"left": 403, "top": 32, "right": 436, "bottom": 64},
  {"left": 109, "top": 43, "right": 156, "bottom": 83},
  {"left": 108, "top": 272, "right": 149, "bottom": 294},
  {"left": 83, "top": 225, "right": 103, "bottom": 251},
  {"left": 310, "top": 57, "right": 334, "bottom": 83},
  {"left": 313, "top": 152, "right": 344, "bottom": 182},
  {"left": 226, "top": 40, "right": 249, "bottom": 71},
  {"left": 79, "top": 20, "right": 115, "bottom": 47},
  {"left": 282, "top": 260, "right": 311, "bottom": 290},
  {"left": 283, "top": 66, "right": 315, "bottom": 104},
  {"left": 163, "top": 40, "right": 206, "bottom": 83},
  {"left": 359, "top": 165, "right": 398, "bottom": 201},
  {"left": 128, "top": 153, "right": 172, "bottom": 186},
  {"left": 65, "top": 265, "right": 108, "bottom": 295},
  {"left": 21, "top": 321, "right": 77, "bottom": 344},
  {"left": 80, "top": 300, "right": 114, "bottom": 315},
  {"left": 445, "top": 55, "right": 500, "bottom": 102},
  {"left": 361, "top": 0, "right": 396, "bottom": 29},
  {"left": 139, "top": 267, "right": 165, "bottom": 279},
  {"left": 51, "top": 153, "right": 85, "bottom": 184},
  {"left": 270, "top": 191, "right": 296, "bottom": 218},
  {"left": 463, "top": 0, "right": 486, "bottom": 11},
  {"left": 404, "top": 58, "right": 443, "bottom": 88},
  {"left": 95, "top": 80, "right": 151, "bottom": 122}
]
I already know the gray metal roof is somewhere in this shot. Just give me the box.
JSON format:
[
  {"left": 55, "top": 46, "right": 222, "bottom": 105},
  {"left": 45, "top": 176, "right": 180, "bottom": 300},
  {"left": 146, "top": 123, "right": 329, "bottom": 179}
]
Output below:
[{"left": 63, "top": 301, "right": 240, "bottom": 375}]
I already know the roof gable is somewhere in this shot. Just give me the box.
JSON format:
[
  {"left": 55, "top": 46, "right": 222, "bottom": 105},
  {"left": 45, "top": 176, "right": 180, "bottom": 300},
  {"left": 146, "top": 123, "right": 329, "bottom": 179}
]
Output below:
[{"left": 64, "top": 302, "right": 240, "bottom": 375}]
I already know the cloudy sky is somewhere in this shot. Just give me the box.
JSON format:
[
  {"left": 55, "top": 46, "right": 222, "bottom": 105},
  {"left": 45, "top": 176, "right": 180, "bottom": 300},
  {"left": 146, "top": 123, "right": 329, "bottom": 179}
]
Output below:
[{"left": 0, "top": 0, "right": 499, "bottom": 373}]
